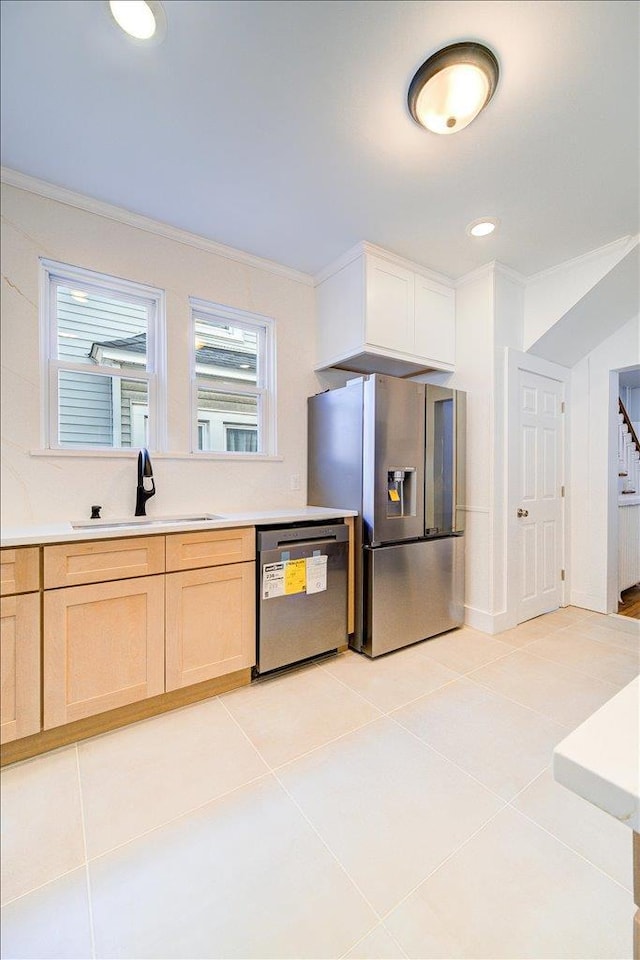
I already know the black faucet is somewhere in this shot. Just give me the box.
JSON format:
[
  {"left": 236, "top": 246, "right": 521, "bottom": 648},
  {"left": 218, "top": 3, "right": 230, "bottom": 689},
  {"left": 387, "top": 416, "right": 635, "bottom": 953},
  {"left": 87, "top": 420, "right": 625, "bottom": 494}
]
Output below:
[{"left": 135, "top": 448, "right": 156, "bottom": 516}]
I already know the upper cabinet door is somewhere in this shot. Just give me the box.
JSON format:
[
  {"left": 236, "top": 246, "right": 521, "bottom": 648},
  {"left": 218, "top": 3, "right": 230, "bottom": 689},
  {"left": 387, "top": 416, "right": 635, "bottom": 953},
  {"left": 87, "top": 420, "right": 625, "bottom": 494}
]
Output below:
[
  {"left": 365, "top": 256, "right": 415, "bottom": 353},
  {"left": 414, "top": 275, "right": 455, "bottom": 366}
]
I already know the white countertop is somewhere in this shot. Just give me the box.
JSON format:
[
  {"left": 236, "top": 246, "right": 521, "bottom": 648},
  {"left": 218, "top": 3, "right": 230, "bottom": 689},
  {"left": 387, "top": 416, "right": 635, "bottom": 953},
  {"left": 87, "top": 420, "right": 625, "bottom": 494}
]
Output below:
[
  {"left": 553, "top": 677, "right": 640, "bottom": 832},
  {"left": 0, "top": 506, "right": 357, "bottom": 547}
]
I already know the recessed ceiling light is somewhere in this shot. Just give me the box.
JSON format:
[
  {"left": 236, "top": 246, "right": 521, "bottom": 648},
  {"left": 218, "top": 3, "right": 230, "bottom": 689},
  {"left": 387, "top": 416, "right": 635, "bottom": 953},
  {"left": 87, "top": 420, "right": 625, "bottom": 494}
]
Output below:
[
  {"left": 408, "top": 42, "right": 499, "bottom": 135},
  {"left": 466, "top": 218, "right": 499, "bottom": 238},
  {"left": 108, "top": 1, "right": 166, "bottom": 42}
]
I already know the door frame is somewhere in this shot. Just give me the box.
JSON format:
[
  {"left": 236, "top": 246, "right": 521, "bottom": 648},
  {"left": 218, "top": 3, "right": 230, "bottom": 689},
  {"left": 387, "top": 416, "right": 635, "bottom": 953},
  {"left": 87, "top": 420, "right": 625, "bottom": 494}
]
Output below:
[{"left": 505, "top": 348, "right": 571, "bottom": 626}]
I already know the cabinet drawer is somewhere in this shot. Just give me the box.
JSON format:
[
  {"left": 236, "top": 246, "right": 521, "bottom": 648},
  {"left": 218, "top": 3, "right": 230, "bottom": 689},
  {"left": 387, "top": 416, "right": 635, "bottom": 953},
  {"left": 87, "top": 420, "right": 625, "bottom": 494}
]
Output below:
[
  {"left": 1, "top": 548, "right": 40, "bottom": 596},
  {"left": 165, "top": 527, "right": 254, "bottom": 572},
  {"left": 44, "top": 537, "right": 165, "bottom": 589}
]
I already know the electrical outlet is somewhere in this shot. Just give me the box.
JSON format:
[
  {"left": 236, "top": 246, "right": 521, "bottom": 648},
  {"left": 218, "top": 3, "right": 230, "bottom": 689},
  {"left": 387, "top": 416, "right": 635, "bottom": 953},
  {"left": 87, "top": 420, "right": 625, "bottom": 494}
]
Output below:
[{"left": 290, "top": 474, "right": 301, "bottom": 491}]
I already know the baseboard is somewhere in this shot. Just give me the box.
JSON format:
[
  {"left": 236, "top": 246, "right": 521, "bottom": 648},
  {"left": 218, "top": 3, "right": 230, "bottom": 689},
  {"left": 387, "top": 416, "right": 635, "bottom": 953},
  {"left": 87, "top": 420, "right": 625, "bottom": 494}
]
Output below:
[
  {"left": 569, "top": 590, "right": 607, "bottom": 614},
  {"left": 464, "top": 606, "right": 516, "bottom": 635}
]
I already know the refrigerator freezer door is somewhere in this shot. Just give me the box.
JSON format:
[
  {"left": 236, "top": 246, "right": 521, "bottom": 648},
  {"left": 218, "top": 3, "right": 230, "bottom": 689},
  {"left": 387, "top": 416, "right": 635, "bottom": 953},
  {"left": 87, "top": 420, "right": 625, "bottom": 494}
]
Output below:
[
  {"left": 364, "top": 536, "right": 464, "bottom": 657},
  {"left": 363, "top": 375, "right": 426, "bottom": 544}
]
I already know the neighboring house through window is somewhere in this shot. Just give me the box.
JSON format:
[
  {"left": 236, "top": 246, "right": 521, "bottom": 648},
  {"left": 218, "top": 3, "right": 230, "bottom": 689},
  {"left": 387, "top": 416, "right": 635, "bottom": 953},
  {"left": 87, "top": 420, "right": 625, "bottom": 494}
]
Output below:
[
  {"left": 190, "top": 298, "right": 275, "bottom": 455},
  {"left": 40, "top": 259, "right": 165, "bottom": 450}
]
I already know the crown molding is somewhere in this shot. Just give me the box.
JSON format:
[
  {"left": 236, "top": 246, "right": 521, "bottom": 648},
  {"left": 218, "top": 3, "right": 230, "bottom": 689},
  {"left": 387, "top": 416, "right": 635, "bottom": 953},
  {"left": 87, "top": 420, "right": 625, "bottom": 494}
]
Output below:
[
  {"left": 314, "top": 239, "right": 454, "bottom": 287},
  {"left": 455, "top": 261, "right": 496, "bottom": 289},
  {"left": 525, "top": 234, "right": 638, "bottom": 285},
  {"left": 493, "top": 261, "right": 527, "bottom": 286},
  {"left": 1, "top": 166, "right": 314, "bottom": 287}
]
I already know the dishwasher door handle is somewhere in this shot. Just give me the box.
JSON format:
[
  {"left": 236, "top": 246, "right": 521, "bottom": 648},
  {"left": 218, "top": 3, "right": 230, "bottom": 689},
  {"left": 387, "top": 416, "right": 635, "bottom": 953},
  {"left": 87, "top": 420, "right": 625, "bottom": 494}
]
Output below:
[{"left": 273, "top": 535, "right": 338, "bottom": 550}]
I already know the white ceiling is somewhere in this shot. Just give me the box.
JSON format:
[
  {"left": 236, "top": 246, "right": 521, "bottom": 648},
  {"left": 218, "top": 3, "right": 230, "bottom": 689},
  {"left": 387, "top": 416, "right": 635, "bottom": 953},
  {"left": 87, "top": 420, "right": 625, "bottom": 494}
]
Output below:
[{"left": 1, "top": 0, "right": 638, "bottom": 280}]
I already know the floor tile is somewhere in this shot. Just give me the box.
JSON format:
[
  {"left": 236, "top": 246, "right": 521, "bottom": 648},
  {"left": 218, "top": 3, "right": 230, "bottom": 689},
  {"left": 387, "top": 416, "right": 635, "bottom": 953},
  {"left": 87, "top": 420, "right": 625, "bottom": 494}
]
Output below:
[
  {"left": 392, "top": 677, "right": 567, "bottom": 800},
  {"left": 385, "top": 806, "right": 633, "bottom": 959},
  {"left": 0, "top": 747, "right": 85, "bottom": 904},
  {"left": 513, "top": 767, "right": 633, "bottom": 890},
  {"left": 78, "top": 698, "right": 268, "bottom": 858},
  {"left": 344, "top": 924, "right": 407, "bottom": 959},
  {"left": 542, "top": 606, "right": 600, "bottom": 627},
  {"left": 599, "top": 615, "right": 640, "bottom": 636},
  {"left": 0, "top": 867, "right": 92, "bottom": 960},
  {"left": 525, "top": 629, "right": 639, "bottom": 688},
  {"left": 581, "top": 619, "right": 640, "bottom": 653},
  {"left": 495, "top": 610, "right": 574, "bottom": 646},
  {"left": 221, "top": 664, "right": 380, "bottom": 767},
  {"left": 322, "top": 647, "right": 459, "bottom": 712},
  {"left": 90, "top": 775, "right": 376, "bottom": 959},
  {"left": 278, "top": 718, "right": 503, "bottom": 914},
  {"left": 417, "top": 629, "right": 516, "bottom": 674},
  {"left": 469, "top": 649, "right": 620, "bottom": 728}
]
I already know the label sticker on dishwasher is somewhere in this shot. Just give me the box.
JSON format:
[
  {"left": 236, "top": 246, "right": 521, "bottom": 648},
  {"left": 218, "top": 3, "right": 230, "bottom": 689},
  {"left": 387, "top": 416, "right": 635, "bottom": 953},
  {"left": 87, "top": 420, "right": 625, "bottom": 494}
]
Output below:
[
  {"left": 305, "top": 555, "right": 328, "bottom": 594},
  {"left": 262, "top": 562, "right": 286, "bottom": 599},
  {"left": 284, "top": 558, "right": 306, "bottom": 595}
]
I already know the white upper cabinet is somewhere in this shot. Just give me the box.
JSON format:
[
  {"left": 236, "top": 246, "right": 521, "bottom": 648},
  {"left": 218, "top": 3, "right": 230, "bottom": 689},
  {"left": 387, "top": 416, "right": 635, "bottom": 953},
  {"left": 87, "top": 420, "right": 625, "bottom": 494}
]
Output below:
[{"left": 315, "top": 242, "right": 455, "bottom": 376}]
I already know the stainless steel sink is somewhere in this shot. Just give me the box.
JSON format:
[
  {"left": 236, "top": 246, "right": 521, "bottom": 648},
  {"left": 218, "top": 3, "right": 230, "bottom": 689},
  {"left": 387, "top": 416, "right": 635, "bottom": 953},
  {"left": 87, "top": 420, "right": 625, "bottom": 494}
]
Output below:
[{"left": 71, "top": 514, "right": 223, "bottom": 530}]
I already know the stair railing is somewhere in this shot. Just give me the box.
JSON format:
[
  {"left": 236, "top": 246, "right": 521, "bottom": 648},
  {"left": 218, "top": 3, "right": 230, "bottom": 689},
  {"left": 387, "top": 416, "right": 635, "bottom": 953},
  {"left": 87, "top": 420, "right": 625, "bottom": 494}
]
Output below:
[{"left": 619, "top": 398, "right": 640, "bottom": 455}]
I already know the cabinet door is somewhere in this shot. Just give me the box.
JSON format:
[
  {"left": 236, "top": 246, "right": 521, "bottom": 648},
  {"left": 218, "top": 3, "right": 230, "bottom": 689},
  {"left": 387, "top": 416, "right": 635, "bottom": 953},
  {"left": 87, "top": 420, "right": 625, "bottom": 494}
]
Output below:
[
  {"left": 1, "top": 548, "right": 40, "bottom": 596},
  {"left": 414, "top": 275, "right": 455, "bottom": 366},
  {"left": 365, "top": 255, "right": 415, "bottom": 353},
  {"left": 43, "top": 576, "right": 165, "bottom": 729},
  {"left": 165, "top": 562, "right": 255, "bottom": 691},
  {"left": 1, "top": 594, "right": 40, "bottom": 744}
]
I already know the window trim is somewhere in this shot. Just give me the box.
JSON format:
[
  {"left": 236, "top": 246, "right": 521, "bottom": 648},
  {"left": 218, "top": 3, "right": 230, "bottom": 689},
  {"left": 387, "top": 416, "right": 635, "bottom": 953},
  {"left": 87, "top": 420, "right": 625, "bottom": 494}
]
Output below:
[
  {"left": 39, "top": 258, "right": 166, "bottom": 452},
  {"left": 189, "top": 297, "right": 276, "bottom": 457}
]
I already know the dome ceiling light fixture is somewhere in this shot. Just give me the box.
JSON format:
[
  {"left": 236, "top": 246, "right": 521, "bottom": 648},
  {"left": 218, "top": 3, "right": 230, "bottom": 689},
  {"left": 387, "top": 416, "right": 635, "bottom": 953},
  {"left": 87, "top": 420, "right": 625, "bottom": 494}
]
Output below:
[
  {"left": 408, "top": 42, "right": 499, "bottom": 135},
  {"left": 108, "top": 0, "right": 167, "bottom": 42},
  {"left": 466, "top": 217, "right": 500, "bottom": 238}
]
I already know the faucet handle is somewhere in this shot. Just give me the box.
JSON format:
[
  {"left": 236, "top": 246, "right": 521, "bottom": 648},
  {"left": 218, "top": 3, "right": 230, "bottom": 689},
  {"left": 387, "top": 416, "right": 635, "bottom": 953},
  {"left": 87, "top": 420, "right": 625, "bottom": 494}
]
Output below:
[{"left": 90, "top": 505, "right": 102, "bottom": 519}]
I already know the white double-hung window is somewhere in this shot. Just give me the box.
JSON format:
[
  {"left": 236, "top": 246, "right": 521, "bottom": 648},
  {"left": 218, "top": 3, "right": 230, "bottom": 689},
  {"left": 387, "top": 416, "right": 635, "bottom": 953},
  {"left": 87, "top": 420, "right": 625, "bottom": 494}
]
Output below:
[
  {"left": 41, "top": 259, "right": 165, "bottom": 450},
  {"left": 190, "top": 298, "right": 276, "bottom": 456}
]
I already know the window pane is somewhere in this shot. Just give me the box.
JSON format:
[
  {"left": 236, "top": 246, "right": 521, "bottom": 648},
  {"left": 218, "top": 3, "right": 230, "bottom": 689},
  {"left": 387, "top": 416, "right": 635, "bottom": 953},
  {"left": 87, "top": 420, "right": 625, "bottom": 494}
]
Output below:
[
  {"left": 196, "top": 386, "right": 258, "bottom": 452},
  {"left": 194, "top": 319, "right": 258, "bottom": 385},
  {"left": 226, "top": 427, "right": 258, "bottom": 452},
  {"left": 56, "top": 286, "right": 148, "bottom": 369},
  {"left": 58, "top": 370, "right": 148, "bottom": 448}
]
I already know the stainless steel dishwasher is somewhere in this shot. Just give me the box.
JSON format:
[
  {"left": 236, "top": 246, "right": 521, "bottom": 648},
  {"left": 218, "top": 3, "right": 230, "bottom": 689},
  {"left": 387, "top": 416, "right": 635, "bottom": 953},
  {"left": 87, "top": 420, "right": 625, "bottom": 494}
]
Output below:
[{"left": 256, "top": 522, "right": 349, "bottom": 675}]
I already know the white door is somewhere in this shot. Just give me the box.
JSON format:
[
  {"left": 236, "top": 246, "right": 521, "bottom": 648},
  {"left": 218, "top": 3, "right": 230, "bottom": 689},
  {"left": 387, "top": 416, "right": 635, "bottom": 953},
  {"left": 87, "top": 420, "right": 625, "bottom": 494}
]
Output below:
[{"left": 517, "top": 369, "right": 564, "bottom": 623}]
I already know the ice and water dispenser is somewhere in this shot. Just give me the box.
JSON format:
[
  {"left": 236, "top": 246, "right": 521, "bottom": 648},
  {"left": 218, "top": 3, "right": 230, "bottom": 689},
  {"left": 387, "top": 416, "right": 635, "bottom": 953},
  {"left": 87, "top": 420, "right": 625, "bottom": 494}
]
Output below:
[{"left": 386, "top": 467, "right": 417, "bottom": 519}]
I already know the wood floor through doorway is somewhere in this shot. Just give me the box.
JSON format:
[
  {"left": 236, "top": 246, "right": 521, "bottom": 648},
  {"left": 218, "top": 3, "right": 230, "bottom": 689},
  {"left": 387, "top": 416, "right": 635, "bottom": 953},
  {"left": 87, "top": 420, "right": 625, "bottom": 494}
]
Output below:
[{"left": 618, "top": 584, "right": 640, "bottom": 620}]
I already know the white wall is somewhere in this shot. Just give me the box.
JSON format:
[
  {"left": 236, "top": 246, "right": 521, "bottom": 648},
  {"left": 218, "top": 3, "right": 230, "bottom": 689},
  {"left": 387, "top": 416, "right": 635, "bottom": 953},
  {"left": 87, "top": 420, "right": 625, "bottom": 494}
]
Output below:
[
  {"left": 569, "top": 316, "right": 640, "bottom": 612},
  {"left": 440, "top": 268, "right": 495, "bottom": 630},
  {"left": 0, "top": 183, "right": 318, "bottom": 526},
  {"left": 523, "top": 235, "right": 638, "bottom": 350}
]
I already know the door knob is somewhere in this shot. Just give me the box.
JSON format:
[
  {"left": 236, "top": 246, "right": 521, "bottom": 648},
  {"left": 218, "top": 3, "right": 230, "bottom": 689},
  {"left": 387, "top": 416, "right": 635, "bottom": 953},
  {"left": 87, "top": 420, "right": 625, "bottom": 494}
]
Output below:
[{"left": 517, "top": 508, "right": 529, "bottom": 518}]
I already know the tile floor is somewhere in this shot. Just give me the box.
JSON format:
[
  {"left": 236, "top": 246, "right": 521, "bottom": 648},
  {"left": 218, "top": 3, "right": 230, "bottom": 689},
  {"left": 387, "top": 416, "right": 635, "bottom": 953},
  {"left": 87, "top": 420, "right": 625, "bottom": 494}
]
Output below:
[{"left": 1, "top": 607, "right": 639, "bottom": 959}]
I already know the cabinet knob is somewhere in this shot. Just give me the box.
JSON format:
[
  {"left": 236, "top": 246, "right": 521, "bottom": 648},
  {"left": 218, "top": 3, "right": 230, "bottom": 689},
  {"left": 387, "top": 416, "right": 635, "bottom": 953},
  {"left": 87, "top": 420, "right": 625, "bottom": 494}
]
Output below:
[{"left": 517, "top": 508, "right": 529, "bottom": 518}]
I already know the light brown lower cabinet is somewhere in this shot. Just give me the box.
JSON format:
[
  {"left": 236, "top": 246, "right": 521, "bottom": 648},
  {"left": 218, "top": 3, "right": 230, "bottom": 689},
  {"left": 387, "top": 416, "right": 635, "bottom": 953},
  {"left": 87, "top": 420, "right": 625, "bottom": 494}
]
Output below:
[
  {"left": 43, "top": 576, "right": 165, "bottom": 729},
  {"left": 165, "top": 562, "right": 256, "bottom": 691},
  {"left": 0, "top": 594, "right": 40, "bottom": 744}
]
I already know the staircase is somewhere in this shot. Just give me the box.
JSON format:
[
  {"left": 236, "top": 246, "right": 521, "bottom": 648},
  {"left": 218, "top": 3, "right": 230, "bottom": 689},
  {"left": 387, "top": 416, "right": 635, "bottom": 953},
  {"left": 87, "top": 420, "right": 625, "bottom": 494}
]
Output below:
[
  {"left": 617, "top": 398, "right": 640, "bottom": 496},
  {"left": 617, "top": 397, "right": 640, "bottom": 600}
]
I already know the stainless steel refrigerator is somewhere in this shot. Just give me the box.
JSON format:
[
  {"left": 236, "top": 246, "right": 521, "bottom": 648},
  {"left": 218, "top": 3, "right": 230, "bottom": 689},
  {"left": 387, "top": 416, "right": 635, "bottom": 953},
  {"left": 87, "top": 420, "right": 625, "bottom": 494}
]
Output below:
[{"left": 308, "top": 374, "right": 466, "bottom": 657}]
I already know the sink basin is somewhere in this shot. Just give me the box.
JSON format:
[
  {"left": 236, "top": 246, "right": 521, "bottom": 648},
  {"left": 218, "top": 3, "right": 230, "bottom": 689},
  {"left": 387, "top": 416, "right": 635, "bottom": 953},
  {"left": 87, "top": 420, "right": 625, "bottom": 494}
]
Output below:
[{"left": 71, "top": 514, "right": 223, "bottom": 530}]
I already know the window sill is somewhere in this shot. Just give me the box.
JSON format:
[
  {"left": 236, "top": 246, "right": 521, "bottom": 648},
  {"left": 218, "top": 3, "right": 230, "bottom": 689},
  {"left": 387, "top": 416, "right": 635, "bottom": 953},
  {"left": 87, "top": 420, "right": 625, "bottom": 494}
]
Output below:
[{"left": 30, "top": 449, "right": 283, "bottom": 462}]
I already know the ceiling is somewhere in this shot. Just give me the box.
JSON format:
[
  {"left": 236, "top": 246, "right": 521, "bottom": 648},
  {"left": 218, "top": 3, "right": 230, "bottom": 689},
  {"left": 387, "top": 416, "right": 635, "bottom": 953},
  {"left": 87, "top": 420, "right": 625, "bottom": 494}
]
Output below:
[{"left": 1, "top": 0, "right": 638, "bottom": 280}]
